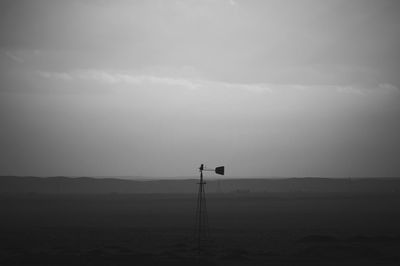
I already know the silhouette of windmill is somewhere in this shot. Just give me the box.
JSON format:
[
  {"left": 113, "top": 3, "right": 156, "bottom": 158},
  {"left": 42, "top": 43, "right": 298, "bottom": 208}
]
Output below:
[{"left": 194, "top": 164, "right": 224, "bottom": 252}]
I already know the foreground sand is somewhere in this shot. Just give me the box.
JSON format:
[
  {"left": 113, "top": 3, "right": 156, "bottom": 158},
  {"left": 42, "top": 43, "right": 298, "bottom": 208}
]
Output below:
[{"left": 1, "top": 193, "right": 400, "bottom": 265}]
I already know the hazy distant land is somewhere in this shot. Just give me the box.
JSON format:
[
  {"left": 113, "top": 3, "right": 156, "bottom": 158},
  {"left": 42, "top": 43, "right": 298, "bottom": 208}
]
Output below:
[{"left": 1, "top": 176, "right": 400, "bottom": 194}]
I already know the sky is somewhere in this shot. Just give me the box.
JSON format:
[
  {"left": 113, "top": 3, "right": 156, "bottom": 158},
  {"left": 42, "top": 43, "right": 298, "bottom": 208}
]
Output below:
[{"left": 1, "top": 0, "right": 400, "bottom": 178}]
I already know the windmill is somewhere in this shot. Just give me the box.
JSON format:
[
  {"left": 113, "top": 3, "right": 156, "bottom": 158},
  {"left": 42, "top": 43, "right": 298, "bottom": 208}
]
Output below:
[{"left": 194, "top": 163, "right": 224, "bottom": 252}]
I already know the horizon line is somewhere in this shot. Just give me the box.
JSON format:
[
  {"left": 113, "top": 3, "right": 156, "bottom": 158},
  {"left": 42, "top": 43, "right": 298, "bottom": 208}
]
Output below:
[{"left": 1, "top": 175, "right": 399, "bottom": 180}]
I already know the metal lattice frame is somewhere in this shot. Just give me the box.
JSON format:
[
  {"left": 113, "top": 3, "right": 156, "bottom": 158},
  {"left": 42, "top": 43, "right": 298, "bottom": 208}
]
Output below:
[
  {"left": 194, "top": 168, "right": 209, "bottom": 251},
  {"left": 193, "top": 164, "right": 224, "bottom": 253}
]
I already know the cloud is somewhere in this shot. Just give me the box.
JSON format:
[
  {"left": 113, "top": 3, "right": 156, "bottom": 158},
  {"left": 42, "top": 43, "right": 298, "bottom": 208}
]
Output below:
[
  {"left": 378, "top": 83, "right": 400, "bottom": 93},
  {"left": 37, "top": 69, "right": 273, "bottom": 93},
  {"left": 1, "top": 50, "right": 24, "bottom": 63},
  {"left": 229, "top": 0, "right": 237, "bottom": 6},
  {"left": 38, "top": 71, "right": 72, "bottom": 81},
  {"left": 36, "top": 69, "right": 400, "bottom": 99},
  {"left": 335, "top": 86, "right": 365, "bottom": 95},
  {"left": 334, "top": 83, "right": 400, "bottom": 96}
]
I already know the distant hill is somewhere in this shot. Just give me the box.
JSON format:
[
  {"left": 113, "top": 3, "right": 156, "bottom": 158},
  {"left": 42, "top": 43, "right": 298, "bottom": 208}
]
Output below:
[{"left": 1, "top": 176, "right": 400, "bottom": 194}]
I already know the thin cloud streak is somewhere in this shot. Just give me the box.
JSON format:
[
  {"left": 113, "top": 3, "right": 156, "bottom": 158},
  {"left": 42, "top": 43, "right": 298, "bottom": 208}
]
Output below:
[
  {"left": 1, "top": 49, "right": 24, "bottom": 63},
  {"left": 37, "top": 69, "right": 272, "bottom": 93},
  {"left": 37, "top": 69, "right": 399, "bottom": 96}
]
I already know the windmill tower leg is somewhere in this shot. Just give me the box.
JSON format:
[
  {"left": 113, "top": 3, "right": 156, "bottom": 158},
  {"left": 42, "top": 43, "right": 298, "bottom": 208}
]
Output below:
[{"left": 194, "top": 168, "right": 209, "bottom": 253}]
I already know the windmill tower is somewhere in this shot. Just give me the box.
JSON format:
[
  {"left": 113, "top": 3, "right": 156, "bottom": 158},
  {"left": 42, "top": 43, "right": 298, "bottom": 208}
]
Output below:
[{"left": 194, "top": 164, "right": 224, "bottom": 252}]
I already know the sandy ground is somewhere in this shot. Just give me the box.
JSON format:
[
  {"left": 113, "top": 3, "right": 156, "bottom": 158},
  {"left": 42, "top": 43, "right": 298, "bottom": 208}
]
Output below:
[{"left": 1, "top": 193, "right": 400, "bottom": 265}]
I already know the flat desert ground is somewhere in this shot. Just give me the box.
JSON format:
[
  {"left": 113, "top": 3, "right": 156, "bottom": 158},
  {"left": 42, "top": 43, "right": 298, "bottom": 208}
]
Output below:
[{"left": 1, "top": 192, "right": 400, "bottom": 265}]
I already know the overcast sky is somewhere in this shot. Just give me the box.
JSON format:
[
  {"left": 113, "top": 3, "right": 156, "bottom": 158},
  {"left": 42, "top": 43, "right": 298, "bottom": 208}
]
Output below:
[{"left": 1, "top": 0, "right": 399, "bottom": 178}]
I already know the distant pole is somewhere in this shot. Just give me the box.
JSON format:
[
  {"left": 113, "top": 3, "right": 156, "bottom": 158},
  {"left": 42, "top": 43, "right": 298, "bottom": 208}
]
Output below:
[{"left": 194, "top": 164, "right": 209, "bottom": 253}]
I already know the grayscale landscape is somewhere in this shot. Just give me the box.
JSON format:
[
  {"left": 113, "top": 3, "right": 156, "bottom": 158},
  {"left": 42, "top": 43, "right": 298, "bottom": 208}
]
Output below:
[{"left": 1, "top": 0, "right": 400, "bottom": 265}]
